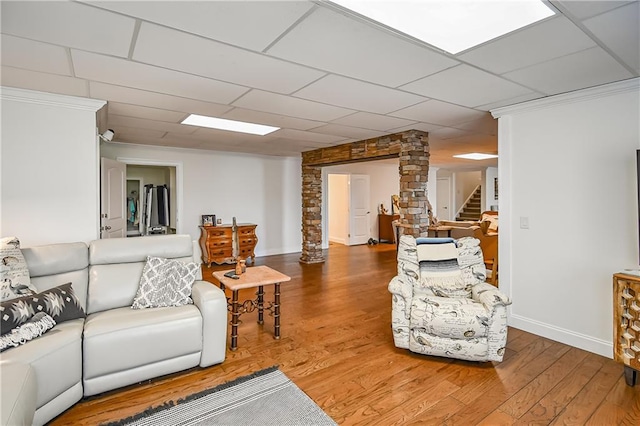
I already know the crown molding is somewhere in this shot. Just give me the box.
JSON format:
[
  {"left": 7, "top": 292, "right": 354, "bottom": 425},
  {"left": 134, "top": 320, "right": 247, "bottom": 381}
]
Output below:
[
  {"left": 0, "top": 86, "right": 106, "bottom": 112},
  {"left": 491, "top": 77, "right": 640, "bottom": 119}
]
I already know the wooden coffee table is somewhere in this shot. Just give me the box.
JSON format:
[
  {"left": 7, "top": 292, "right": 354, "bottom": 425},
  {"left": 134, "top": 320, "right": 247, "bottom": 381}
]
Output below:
[{"left": 213, "top": 265, "right": 291, "bottom": 351}]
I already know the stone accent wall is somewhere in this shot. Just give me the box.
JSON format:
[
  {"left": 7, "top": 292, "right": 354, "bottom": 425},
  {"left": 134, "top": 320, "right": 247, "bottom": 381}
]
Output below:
[
  {"left": 300, "top": 130, "right": 430, "bottom": 263},
  {"left": 300, "top": 165, "right": 324, "bottom": 263},
  {"left": 398, "top": 132, "right": 430, "bottom": 237}
]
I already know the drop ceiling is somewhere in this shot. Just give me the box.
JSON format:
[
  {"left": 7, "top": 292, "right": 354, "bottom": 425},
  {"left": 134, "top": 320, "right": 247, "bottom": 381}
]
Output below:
[{"left": 1, "top": 1, "right": 638, "bottom": 169}]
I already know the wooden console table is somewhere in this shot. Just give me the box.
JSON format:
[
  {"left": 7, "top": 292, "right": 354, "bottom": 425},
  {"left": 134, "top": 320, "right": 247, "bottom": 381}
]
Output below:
[
  {"left": 613, "top": 271, "right": 640, "bottom": 386},
  {"left": 378, "top": 214, "right": 399, "bottom": 243},
  {"left": 199, "top": 223, "right": 257, "bottom": 267}
]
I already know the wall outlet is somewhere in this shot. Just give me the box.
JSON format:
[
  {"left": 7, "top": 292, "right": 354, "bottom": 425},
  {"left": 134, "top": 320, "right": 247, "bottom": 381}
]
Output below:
[{"left": 216, "top": 218, "right": 222, "bottom": 225}]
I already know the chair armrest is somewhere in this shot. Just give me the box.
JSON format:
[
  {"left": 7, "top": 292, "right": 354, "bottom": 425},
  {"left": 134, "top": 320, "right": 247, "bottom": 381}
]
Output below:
[
  {"left": 472, "top": 282, "right": 511, "bottom": 310},
  {"left": 191, "top": 280, "right": 227, "bottom": 367}
]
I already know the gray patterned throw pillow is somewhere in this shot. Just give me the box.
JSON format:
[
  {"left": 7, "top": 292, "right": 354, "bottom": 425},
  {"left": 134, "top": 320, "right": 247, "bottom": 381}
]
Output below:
[
  {"left": 1, "top": 236, "right": 38, "bottom": 301},
  {"left": 0, "top": 312, "right": 56, "bottom": 352},
  {"left": 132, "top": 256, "right": 199, "bottom": 309}
]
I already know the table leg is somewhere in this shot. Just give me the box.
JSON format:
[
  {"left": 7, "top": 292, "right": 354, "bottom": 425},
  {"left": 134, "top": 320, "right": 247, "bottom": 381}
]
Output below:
[
  {"left": 274, "top": 282, "right": 281, "bottom": 340},
  {"left": 230, "top": 290, "right": 239, "bottom": 351},
  {"left": 257, "top": 285, "right": 264, "bottom": 325},
  {"left": 624, "top": 365, "right": 637, "bottom": 386}
]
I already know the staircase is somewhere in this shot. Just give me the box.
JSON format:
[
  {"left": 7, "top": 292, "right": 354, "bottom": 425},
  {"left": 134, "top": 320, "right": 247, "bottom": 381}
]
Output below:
[{"left": 457, "top": 187, "right": 482, "bottom": 221}]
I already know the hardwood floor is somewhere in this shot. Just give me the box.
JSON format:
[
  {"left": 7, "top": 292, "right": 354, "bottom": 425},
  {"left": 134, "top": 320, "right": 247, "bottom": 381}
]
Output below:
[{"left": 51, "top": 243, "right": 639, "bottom": 425}]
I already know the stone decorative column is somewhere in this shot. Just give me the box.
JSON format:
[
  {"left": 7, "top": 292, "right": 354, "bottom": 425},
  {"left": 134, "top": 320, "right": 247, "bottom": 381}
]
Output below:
[
  {"left": 398, "top": 131, "right": 430, "bottom": 237},
  {"left": 300, "top": 165, "right": 324, "bottom": 263}
]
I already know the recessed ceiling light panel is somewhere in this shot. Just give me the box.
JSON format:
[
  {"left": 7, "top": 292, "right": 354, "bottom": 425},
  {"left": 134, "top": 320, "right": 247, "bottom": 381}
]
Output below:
[
  {"left": 181, "top": 114, "right": 279, "bottom": 136},
  {"left": 454, "top": 152, "right": 499, "bottom": 160},
  {"left": 330, "top": 0, "right": 555, "bottom": 54}
]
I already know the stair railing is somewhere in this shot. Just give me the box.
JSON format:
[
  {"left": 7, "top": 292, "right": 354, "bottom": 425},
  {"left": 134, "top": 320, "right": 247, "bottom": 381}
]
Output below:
[{"left": 455, "top": 184, "right": 482, "bottom": 220}]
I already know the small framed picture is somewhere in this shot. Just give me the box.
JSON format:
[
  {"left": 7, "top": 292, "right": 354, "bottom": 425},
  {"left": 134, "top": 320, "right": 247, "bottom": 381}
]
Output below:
[{"left": 201, "top": 214, "right": 215, "bottom": 226}]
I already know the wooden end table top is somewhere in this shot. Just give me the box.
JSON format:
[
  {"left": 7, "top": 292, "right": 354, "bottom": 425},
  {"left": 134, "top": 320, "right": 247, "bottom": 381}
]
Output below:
[{"left": 212, "top": 265, "right": 291, "bottom": 291}]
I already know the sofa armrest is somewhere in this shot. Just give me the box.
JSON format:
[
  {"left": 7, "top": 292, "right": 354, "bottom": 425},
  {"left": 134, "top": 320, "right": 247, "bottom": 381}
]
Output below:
[
  {"left": 191, "top": 281, "right": 227, "bottom": 367},
  {"left": 472, "top": 282, "right": 511, "bottom": 311}
]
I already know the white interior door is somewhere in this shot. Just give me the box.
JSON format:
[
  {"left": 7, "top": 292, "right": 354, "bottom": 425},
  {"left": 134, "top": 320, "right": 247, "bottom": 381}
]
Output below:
[
  {"left": 348, "top": 174, "right": 370, "bottom": 246},
  {"left": 100, "top": 157, "right": 126, "bottom": 238},
  {"left": 436, "top": 178, "right": 452, "bottom": 221}
]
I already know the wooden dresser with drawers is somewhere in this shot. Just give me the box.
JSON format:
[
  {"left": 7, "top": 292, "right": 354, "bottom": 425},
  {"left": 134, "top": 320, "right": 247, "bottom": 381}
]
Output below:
[{"left": 199, "top": 223, "right": 257, "bottom": 267}]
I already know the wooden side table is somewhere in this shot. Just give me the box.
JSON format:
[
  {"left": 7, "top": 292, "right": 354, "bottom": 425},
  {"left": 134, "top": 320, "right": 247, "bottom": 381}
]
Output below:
[
  {"left": 213, "top": 266, "right": 291, "bottom": 351},
  {"left": 613, "top": 271, "right": 640, "bottom": 386}
]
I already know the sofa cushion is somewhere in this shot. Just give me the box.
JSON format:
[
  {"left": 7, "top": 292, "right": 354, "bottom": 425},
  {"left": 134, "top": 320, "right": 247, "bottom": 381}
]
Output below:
[
  {"left": 83, "top": 305, "right": 202, "bottom": 380},
  {"left": 410, "top": 295, "right": 489, "bottom": 339},
  {"left": 1, "top": 283, "right": 85, "bottom": 335},
  {"left": 0, "top": 319, "right": 84, "bottom": 411},
  {"left": 1, "top": 312, "right": 56, "bottom": 352},
  {"left": 0, "top": 363, "right": 37, "bottom": 426},
  {"left": 132, "top": 256, "right": 199, "bottom": 309},
  {"left": 1, "top": 237, "right": 38, "bottom": 301}
]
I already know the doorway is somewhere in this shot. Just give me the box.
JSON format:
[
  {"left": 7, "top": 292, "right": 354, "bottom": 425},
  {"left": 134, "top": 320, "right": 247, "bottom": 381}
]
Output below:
[{"left": 326, "top": 173, "right": 371, "bottom": 246}]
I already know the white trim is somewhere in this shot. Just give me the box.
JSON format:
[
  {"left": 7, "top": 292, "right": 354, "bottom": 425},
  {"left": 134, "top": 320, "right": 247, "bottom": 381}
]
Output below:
[
  {"left": 0, "top": 86, "right": 106, "bottom": 111},
  {"left": 491, "top": 77, "right": 640, "bottom": 118},
  {"left": 116, "top": 157, "right": 184, "bottom": 235},
  {"left": 509, "top": 314, "right": 612, "bottom": 358}
]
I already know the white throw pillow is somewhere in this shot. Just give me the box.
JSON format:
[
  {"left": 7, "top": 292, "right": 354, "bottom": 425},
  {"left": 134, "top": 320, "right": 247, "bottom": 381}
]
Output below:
[
  {"left": 1, "top": 237, "right": 38, "bottom": 301},
  {"left": 132, "top": 256, "right": 199, "bottom": 309}
]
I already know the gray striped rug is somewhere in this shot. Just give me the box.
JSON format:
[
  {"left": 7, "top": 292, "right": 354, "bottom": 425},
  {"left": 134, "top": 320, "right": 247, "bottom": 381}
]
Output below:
[{"left": 104, "top": 366, "right": 336, "bottom": 426}]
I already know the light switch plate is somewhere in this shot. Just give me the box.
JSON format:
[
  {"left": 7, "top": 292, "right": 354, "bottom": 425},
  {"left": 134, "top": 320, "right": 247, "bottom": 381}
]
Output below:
[{"left": 520, "top": 216, "right": 529, "bottom": 229}]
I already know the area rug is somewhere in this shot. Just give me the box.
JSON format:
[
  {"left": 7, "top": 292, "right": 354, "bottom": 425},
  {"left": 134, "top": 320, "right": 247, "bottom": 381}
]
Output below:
[{"left": 104, "top": 366, "right": 336, "bottom": 425}]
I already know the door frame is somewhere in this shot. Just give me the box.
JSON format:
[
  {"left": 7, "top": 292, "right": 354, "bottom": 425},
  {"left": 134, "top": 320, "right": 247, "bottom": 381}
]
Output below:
[{"left": 116, "top": 157, "right": 184, "bottom": 235}]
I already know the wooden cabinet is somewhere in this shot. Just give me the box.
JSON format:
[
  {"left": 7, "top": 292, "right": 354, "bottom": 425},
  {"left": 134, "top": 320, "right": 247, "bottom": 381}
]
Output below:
[
  {"left": 613, "top": 272, "right": 640, "bottom": 386},
  {"left": 378, "top": 214, "right": 399, "bottom": 243},
  {"left": 199, "top": 223, "right": 257, "bottom": 267}
]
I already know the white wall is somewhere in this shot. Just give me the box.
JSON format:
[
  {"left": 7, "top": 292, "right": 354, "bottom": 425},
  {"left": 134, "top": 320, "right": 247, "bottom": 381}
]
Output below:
[
  {"left": 322, "top": 160, "right": 399, "bottom": 247},
  {"left": 0, "top": 87, "right": 105, "bottom": 246},
  {"left": 483, "top": 166, "right": 499, "bottom": 211},
  {"left": 101, "top": 142, "right": 302, "bottom": 257},
  {"left": 453, "top": 170, "right": 482, "bottom": 213},
  {"left": 327, "top": 174, "right": 349, "bottom": 244},
  {"left": 493, "top": 78, "right": 640, "bottom": 357}
]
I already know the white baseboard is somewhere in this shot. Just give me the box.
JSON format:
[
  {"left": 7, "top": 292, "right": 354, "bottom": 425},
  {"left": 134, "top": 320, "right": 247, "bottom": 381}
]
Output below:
[
  {"left": 508, "top": 313, "right": 613, "bottom": 359},
  {"left": 328, "top": 237, "right": 347, "bottom": 245}
]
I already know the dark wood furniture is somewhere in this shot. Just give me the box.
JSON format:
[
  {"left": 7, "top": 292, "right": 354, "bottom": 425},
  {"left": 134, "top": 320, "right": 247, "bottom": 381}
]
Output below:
[
  {"left": 613, "top": 271, "right": 640, "bottom": 386},
  {"left": 199, "top": 223, "right": 257, "bottom": 267},
  {"left": 378, "top": 214, "right": 399, "bottom": 243}
]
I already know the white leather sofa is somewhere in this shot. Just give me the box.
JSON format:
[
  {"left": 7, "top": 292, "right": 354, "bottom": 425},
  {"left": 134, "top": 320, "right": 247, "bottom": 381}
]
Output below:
[{"left": 0, "top": 235, "right": 227, "bottom": 425}]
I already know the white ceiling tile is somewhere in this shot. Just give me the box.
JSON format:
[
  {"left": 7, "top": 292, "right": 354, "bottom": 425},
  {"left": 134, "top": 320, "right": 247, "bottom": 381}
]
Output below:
[
  {"left": 583, "top": 2, "right": 640, "bottom": 73},
  {"left": 294, "top": 75, "right": 426, "bottom": 114},
  {"left": 89, "top": 82, "right": 233, "bottom": 117},
  {"left": 429, "top": 127, "right": 477, "bottom": 140},
  {"left": 267, "top": 6, "right": 458, "bottom": 87},
  {"left": 400, "top": 64, "right": 533, "bottom": 108},
  {"left": 308, "top": 124, "right": 387, "bottom": 139},
  {"left": 1, "top": 1, "right": 135, "bottom": 57},
  {"left": 232, "top": 90, "right": 355, "bottom": 121},
  {"left": 222, "top": 108, "right": 324, "bottom": 131},
  {"left": 454, "top": 115, "right": 498, "bottom": 136},
  {"left": 458, "top": 17, "right": 596, "bottom": 74},
  {"left": 272, "top": 129, "right": 346, "bottom": 144},
  {"left": 390, "top": 100, "right": 486, "bottom": 126},
  {"left": 108, "top": 115, "right": 197, "bottom": 135},
  {"left": 503, "top": 47, "right": 633, "bottom": 95},
  {"left": 111, "top": 126, "right": 167, "bottom": 139},
  {"left": 84, "top": 1, "right": 314, "bottom": 52},
  {"left": 133, "top": 23, "right": 325, "bottom": 95},
  {"left": 108, "top": 102, "right": 186, "bottom": 123},
  {"left": 476, "top": 92, "right": 545, "bottom": 111},
  {"left": 556, "top": 1, "right": 633, "bottom": 19},
  {"left": 332, "top": 112, "right": 417, "bottom": 132},
  {"left": 73, "top": 50, "right": 248, "bottom": 104},
  {"left": 1, "top": 35, "right": 71, "bottom": 76},
  {"left": 387, "top": 122, "right": 444, "bottom": 134},
  {"left": 0, "top": 66, "right": 88, "bottom": 97}
]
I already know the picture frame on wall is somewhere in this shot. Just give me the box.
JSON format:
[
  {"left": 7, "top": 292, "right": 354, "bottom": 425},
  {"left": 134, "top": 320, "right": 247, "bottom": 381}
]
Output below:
[
  {"left": 494, "top": 178, "right": 499, "bottom": 200},
  {"left": 201, "top": 214, "right": 216, "bottom": 226}
]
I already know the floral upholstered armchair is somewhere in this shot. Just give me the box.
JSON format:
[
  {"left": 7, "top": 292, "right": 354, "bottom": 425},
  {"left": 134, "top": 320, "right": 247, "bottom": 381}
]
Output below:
[{"left": 388, "top": 235, "right": 511, "bottom": 362}]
